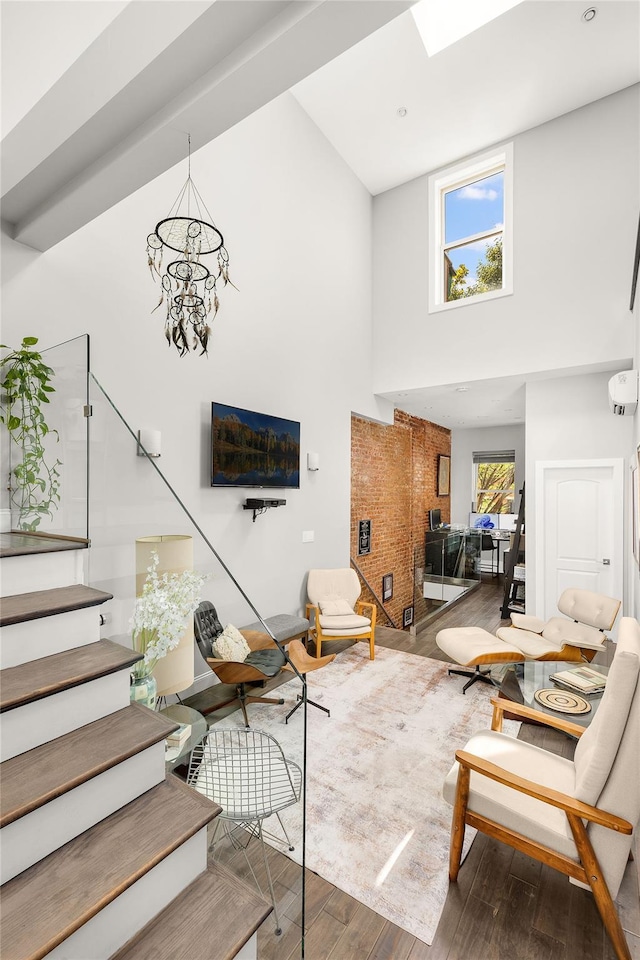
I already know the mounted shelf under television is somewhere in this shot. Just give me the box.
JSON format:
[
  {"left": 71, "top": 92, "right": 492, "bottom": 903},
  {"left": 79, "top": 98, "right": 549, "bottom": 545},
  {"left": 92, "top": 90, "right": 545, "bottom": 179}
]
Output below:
[{"left": 243, "top": 498, "right": 286, "bottom": 522}]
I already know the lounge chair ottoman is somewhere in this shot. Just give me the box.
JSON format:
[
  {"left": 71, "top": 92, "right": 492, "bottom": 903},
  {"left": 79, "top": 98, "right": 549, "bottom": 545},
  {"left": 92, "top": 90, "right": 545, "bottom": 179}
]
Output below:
[
  {"left": 436, "top": 626, "right": 525, "bottom": 694},
  {"left": 241, "top": 613, "right": 310, "bottom": 646}
]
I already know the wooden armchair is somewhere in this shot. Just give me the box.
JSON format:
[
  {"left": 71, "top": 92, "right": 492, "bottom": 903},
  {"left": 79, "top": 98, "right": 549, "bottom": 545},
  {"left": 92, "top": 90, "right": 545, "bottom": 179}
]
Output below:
[
  {"left": 443, "top": 616, "right": 640, "bottom": 960},
  {"left": 306, "top": 568, "right": 376, "bottom": 660}
]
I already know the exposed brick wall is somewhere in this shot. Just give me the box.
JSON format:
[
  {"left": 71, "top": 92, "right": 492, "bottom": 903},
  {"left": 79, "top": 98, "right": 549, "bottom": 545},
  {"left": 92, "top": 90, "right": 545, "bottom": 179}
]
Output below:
[{"left": 351, "top": 410, "right": 451, "bottom": 629}]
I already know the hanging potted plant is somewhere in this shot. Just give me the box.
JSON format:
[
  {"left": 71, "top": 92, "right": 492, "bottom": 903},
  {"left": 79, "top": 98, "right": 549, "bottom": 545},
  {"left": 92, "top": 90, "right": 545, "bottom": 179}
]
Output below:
[{"left": 0, "top": 337, "right": 62, "bottom": 531}]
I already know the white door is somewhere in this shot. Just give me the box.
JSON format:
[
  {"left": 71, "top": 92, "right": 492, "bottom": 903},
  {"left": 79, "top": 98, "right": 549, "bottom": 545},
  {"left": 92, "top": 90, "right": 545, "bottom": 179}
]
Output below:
[{"left": 536, "top": 460, "right": 623, "bottom": 622}]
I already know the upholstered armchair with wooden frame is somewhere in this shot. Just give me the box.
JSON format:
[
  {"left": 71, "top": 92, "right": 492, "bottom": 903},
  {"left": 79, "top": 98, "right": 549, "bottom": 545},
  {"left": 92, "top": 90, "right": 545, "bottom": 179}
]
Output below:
[
  {"left": 443, "top": 616, "right": 640, "bottom": 960},
  {"left": 306, "top": 568, "right": 376, "bottom": 660}
]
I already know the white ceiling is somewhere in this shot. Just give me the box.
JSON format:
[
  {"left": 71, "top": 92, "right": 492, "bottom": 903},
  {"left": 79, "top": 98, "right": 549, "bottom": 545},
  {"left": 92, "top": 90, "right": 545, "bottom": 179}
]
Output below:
[
  {"left": 2, "top": 0, "right": 638, "bottom": 429},
  {"left": 292, "top": 0, "right": 640, "bottom": 196}
]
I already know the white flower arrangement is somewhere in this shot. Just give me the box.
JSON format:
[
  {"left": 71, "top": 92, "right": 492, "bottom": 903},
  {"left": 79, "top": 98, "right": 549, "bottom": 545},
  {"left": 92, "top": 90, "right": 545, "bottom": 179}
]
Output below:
[{"left": 130, "top": 550, "right": 208, "bottom": 678}]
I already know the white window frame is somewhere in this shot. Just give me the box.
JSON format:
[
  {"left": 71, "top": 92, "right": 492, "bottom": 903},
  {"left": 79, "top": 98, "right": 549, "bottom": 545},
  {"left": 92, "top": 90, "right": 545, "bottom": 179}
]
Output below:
[{"left": 428, "top": 143, "right": 513, "bottom": 314}]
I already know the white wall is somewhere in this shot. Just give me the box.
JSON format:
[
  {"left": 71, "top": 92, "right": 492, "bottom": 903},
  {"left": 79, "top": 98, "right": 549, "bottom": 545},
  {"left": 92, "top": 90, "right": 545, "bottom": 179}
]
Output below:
[
  {"left": 525, "top": 371, "right": 632, "bottom": 613},
  {"left": 372, "top": 84, "right": 638, "bottom": 395},
  {"left": 632, "top": 279, "right": 640, "bottom": 617},
  {"left": 450, "top": 424, "right": 525, "bottom": 525},
  {"left": 1, "top": 92, "right": 393, "bottom": 623}
]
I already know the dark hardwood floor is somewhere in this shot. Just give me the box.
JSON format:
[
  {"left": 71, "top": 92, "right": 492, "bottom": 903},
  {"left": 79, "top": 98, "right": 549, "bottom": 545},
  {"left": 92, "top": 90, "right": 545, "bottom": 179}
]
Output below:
[{"left": 203, "top": 579, "right": 640, "bottom": 960}]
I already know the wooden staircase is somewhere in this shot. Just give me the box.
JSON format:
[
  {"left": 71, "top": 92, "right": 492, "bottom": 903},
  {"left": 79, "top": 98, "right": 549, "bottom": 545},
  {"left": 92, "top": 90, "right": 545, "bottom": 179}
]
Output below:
[{"left": 0, "top": 533, "right": 271, "bottom": 960}]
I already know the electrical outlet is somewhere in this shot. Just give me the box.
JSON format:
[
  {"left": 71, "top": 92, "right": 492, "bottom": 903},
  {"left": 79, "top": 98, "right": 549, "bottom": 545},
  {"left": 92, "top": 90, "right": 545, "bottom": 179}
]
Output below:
[{"left": 302, "top": 530, "right": 314, "bottom": 543}]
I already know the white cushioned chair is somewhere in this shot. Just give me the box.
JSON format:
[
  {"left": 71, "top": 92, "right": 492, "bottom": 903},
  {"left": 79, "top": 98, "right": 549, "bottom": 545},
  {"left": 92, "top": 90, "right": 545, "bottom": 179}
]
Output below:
[
  {"left": 437, "top": 587, "right": 621, "bottom": 692},
  {"left": 496, "top": 587, "right": 621, "bottom": 659},
  {"left": 306, "top": 568, "right": 376, "bottom": 660},
  {"left": 443, "top": 616, "right": 640, "bottom": 960}
]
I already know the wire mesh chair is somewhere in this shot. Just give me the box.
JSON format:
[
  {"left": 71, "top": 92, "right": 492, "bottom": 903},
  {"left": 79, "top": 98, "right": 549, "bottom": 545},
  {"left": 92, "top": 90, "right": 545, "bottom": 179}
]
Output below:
[{"left": 187, "top": 727, "right": 302, "bottom": 934}]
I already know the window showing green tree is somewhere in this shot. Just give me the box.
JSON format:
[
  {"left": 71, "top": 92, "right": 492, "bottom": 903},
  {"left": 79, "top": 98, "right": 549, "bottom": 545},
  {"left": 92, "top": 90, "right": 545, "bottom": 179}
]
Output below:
[
  {"left": 449, "top": 237, "right": 502, "bottom": 301},
  {"left": 475, "top": 458, "right": 515, "bottom": 513}
]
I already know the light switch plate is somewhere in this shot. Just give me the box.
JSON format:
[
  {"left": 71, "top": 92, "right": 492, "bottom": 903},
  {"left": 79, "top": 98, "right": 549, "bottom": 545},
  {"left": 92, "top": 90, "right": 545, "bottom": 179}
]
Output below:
[{"left": 302, "top": 530, "right": 314, "bottom": 542}]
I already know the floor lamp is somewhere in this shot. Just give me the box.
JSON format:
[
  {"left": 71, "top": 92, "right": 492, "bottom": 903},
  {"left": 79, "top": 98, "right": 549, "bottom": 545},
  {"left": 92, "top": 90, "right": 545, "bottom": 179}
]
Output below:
[{"left": 135, "top": 534, "right": 195, "bottom": 701}]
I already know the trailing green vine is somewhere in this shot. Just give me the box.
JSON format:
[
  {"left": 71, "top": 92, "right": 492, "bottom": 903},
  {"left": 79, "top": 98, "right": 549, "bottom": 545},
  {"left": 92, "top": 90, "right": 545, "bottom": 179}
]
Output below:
[{"left": 0, "top": 337, "right": 62, "bottom": 531}]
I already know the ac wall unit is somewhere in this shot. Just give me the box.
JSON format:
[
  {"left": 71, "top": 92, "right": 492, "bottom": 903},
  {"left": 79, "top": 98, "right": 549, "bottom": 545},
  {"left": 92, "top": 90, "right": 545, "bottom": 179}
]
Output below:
[{"left": 608, "top": 370, "right": 638, "bottom": 416}]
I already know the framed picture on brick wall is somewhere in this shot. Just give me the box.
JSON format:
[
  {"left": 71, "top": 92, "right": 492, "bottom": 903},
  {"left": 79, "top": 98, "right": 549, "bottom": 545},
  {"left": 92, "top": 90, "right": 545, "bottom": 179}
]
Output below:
[
  {"left": 437, "top": 454, "right": 450, "bottom": 496},
  {"left": 382, "top": 573, "right": 393, "bottom": 602},
  {"left": 358, "top": 519, "right": 371, "bottom": 556},
  {"left": 403, "top": 605, "right": 414, "bottom": 627}
]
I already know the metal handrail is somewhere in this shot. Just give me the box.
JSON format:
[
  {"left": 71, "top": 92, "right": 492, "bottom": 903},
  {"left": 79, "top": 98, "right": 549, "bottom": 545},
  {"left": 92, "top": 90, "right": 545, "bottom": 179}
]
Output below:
[{"left": 350, "top": 557, "right": 399, "bottom": 629}]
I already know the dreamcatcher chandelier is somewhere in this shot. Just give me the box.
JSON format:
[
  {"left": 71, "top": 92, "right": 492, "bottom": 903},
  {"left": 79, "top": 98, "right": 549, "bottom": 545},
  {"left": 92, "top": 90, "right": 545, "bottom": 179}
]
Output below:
[{"left": 146, "top": 136, "right": 235, "bottom": 357}]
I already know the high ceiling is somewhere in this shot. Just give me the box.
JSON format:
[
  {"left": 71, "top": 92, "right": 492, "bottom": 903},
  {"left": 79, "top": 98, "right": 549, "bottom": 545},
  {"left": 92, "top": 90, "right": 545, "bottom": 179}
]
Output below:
[
  {"left": 292, "top": 0, "right": 640, "bottom": 196},
  {"left": 2, "top": 0, "right": 639, "bottom": 428}
]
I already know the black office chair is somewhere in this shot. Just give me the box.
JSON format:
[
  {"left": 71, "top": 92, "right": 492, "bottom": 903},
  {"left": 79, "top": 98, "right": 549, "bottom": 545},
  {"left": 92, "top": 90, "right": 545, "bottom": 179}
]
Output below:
[{"left": 480, "top": 533, "right": 498, "bottom": 578}]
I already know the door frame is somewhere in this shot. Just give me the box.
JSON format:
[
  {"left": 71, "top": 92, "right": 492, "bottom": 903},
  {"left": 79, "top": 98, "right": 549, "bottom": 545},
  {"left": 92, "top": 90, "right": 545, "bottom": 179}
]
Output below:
[{"left": 535, "top": 459, "right": 624, "bottom": 620}]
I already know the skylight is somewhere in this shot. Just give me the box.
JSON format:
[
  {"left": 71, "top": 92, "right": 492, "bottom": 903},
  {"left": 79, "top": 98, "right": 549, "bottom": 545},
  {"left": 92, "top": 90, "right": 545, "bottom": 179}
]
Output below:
[{"left": 411, "top": 0, "right": 522, "bottom": 57}]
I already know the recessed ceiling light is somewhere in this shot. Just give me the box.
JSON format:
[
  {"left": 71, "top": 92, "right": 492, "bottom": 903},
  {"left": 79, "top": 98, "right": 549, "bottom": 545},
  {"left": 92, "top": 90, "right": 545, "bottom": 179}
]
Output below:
[
  {"left": 397, "top": 107, "right": 408, "bottom": 118},
  {"left": 582, "top": 7, "right": 597, "bottom": 22}
]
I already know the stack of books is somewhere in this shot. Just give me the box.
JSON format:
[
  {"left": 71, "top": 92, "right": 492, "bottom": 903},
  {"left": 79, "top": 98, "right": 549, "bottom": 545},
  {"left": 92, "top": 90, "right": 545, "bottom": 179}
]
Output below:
[
  {"left": 165, "top": 722, "right": 192, "bottom": 749},
  {"left": 549, "top": 665, "right": 608, "bottom": 696}
]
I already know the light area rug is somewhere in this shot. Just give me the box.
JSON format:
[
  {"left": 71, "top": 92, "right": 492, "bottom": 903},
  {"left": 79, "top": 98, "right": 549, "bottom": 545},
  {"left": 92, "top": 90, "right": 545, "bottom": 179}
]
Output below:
[{"left": 213, "top": 643, "right": 519, "bottom": 946}]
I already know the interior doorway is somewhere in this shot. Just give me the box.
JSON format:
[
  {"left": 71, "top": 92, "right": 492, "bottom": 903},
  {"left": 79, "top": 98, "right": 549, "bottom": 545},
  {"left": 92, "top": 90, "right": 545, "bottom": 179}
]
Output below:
[{"left": 535, "top": 459, "right": 624, "bottom": 624}]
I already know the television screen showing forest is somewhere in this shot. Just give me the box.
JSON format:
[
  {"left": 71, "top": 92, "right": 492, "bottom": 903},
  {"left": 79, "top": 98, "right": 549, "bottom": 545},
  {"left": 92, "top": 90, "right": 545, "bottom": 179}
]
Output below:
[{"left": 211, "top": 402, "right": 300, "bottom": 488}]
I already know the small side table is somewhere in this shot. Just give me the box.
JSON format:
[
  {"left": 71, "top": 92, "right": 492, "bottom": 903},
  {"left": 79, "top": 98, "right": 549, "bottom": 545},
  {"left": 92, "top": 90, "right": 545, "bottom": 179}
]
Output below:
[{"left": 159, "top": 704, "right": 207, "bottom": 773}]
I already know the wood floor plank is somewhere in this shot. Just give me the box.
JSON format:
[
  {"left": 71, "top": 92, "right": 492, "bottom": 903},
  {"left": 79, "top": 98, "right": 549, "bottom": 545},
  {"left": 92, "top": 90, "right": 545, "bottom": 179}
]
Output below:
[
  {"left": 428, "top": 834, "right": 488, "bottom": 960},
  {"left": 284, "top": 869, "right": 335, "bottom": 928},
  {"left": 469, "top": 837, "right": 516, "bottom": 909},
  {"left": 488, "top": 875, "right": 543, "bottom": 960},
  {"left": 323, "top": 887, "right": 362, "bottom": 926},
  {"left": 566, "top": 886, "right": 606, "bottom": 960},
  {"left": 258, "top": 911, "right": 301, "bottom": 960},
  {"left": 296, "top": 909, "right": 345, "bottom": 960},
  {"left": 326, "top": 903, "right": 387, "bottom": 960},
  {"left": 446, "top": 893, "right": 497, "bottom": 960},
  {"left": 368, "top": 920, "right": 416, "bottom": 960},
  {"left": 407, "top": 936, "right": 433, "bottom": 959},
  {"left": 533, "top": 863, "right": 572, "bottom": 944},
  {"left": 509, "top": 850, "right": 543, "bottom": 889}
]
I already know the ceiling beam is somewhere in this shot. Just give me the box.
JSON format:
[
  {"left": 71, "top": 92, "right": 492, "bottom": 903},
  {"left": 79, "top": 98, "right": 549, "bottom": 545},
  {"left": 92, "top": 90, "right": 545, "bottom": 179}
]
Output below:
[{"left": 1, "top": 0, "right": 414, "bottom": 251}]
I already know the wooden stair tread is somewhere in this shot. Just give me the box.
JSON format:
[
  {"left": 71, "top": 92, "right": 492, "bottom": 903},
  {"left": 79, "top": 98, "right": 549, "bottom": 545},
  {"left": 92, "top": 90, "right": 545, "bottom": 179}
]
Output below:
[
  {"left": 111, "top": 863, "right": 272, "bottom": 960},
  {"left": 0, "top": 777, "right": 221, "bottom": 960},
  {"left": 0, "top": 584, "right": 113, "bottom": 626},
  {"left": 0, "top": 704, "right": 178, "bottom": 827},
  {"left": 0, "top": 532, "right": 88, "bottom": 559},
  {"left": 0, "top": 639, "right": 141, "bottom": 713}
]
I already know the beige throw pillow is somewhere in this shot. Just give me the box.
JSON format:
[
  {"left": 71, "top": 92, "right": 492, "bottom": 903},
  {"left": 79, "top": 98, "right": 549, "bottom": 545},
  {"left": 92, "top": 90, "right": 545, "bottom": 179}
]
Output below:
[
  {"left": 214, "top": 624, "right": 251, "bottom": 661},
  {"left": 319, "top": 598, "right": 354, "bottom": 616}
]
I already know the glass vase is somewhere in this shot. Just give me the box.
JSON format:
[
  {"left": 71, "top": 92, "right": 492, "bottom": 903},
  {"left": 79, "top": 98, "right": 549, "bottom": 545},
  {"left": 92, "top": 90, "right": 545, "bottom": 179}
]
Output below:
[{"left": 129, "top": 672, "right": 157, "bottom": 710}]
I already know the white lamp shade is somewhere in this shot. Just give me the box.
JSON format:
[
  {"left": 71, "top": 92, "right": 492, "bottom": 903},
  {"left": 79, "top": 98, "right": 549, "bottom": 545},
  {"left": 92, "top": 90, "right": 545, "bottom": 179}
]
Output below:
[{"left": 136, "top": 534, "right": 194, "bottom": 697}]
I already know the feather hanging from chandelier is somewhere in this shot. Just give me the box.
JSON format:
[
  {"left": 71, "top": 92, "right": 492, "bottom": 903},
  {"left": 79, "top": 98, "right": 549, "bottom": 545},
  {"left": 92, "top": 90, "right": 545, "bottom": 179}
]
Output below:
[{"left": 146, "top": 136, "right": 236, "bottom": 357}]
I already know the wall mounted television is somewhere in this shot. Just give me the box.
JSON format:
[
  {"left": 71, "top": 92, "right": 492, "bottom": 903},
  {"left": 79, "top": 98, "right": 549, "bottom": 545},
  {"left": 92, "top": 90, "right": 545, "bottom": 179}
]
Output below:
[{"left": 211, "top": 401, "right": 300, "bottom": 488}]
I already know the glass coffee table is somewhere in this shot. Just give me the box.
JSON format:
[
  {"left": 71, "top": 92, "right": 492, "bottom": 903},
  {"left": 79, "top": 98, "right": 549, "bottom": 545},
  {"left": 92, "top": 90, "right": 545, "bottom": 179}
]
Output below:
[
  {"left": 497, "top": 660, "right": 609, "bottom": 735},
  {"left": 159, "top": 704, "right": 208, "bottom": 773}
]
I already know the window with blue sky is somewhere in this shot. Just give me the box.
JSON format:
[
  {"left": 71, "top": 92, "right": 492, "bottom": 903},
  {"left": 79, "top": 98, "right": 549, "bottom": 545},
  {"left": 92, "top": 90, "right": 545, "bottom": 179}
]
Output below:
[{"left": 429, "top": 145, "right": 513, "bottom": 312}]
